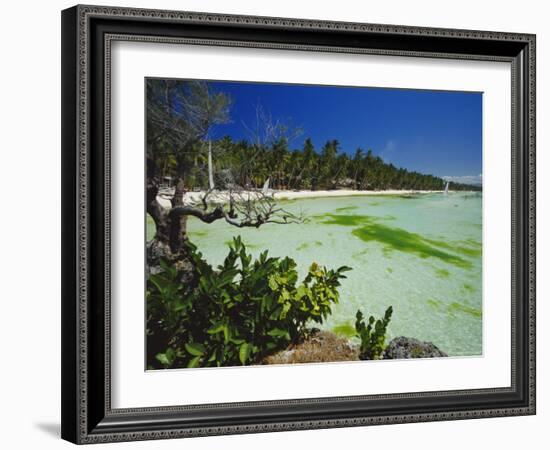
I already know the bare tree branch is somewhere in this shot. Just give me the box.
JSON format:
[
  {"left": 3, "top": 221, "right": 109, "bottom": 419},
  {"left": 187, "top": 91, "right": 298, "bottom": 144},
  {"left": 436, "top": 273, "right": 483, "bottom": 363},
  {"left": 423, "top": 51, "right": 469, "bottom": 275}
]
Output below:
[
  {"left": 241, "top": 103, "right": 303, "bottom": 150},
  {"left": 170, "top": 204, "right": 225, "bottom": 223},
  {"left": 168, "top": 188, "right": 304, "bottom": 228}
]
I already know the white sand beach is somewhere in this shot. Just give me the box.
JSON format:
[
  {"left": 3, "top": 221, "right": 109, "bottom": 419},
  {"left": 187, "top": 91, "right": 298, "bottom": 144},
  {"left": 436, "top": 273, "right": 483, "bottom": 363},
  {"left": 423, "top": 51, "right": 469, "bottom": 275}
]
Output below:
[
  {"left": 272, "top": 189, "right": 445, "bottom": 200},
  {"left": 156, "top": 189, "right": 447, "bottom": 208}
]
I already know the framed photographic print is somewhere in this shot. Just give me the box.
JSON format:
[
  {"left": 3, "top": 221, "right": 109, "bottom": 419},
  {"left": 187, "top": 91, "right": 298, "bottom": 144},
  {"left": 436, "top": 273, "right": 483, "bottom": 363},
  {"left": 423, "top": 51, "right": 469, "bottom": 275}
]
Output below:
[{"left": 61, "top": 5, "right": 536, "bottom": 444}]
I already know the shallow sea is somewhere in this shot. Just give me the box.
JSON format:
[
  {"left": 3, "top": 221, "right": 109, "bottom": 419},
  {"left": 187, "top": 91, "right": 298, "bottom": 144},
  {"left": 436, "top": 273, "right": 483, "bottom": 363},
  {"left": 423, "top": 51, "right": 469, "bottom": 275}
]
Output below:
[{"left": 148, "top": 192, "right": 482, "bottom": 356}]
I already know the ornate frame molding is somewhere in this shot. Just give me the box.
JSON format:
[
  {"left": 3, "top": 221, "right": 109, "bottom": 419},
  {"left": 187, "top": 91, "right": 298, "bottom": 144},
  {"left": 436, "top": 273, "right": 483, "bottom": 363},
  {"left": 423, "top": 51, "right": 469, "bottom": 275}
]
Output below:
[{"left": 61, "top": 5, "right": 536, "bottom": 444}]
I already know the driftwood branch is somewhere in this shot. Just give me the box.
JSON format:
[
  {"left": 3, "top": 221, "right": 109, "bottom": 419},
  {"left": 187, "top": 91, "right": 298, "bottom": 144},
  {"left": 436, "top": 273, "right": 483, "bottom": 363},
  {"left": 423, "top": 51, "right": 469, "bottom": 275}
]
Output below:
[
  {"left": 170, "top": 204, "right": 225, "bottom": 223},
  {"left": 169, "top": 188, "right": 304, "bottom": 228}
]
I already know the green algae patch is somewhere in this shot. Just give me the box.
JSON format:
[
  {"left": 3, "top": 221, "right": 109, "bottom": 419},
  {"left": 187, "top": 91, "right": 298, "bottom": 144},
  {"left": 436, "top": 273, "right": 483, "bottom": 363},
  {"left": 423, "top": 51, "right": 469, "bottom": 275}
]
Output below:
[
  {"left": 435, "top": 268, "right": 450, "bottom": 278},
  {"left": 297, "top": 241, "right": 322, "bottom": 251},
  {"left": 455, "top": 246, "right": 482, "bottom": 257},
  {"left": 427, "top": 298, "right": 443, "bottom": 310},
  {"left": 332, "top": 323, "right": 356, "bottom": 338},
  {"left": 335, "top": 205, "right": 358, "bottom": 212},
  {"left": 315, "top": 213, "right": 395, "bottom": 226},
  {"left": 428, "top": 299, "right": 481, "bottom": 318},
  {"left": 463, "top": 239, "right": 482, "bottom": 248},
  {"left": 225, "top": 239, "right": 258, "bottom": 249},
  {"left": 351, "top": 249, "right": 368, "bottom": 259},
  {"left": 316, "top": 213, "right": 475, "bottom": 269},
  {"left": 426, "top": 239, "right": 481, "bottom": 257},
  {"left": 448, "top": 302, "right": 482, "bottom": 318},
  {"left": 276, "top": 198, "right": 298, "bottom": 205},
  {"left": 398, "top": 194, "right": 423, "bottom": 199},
  {"left": 189, "top": 230, "right": 208, "bottom": 237},
  {"left": 463, "top": 283, "right": 475, "bottom": 293},
  {"left": 351, "top": 223, "right": 471, "bottom": 269},
  {"left": 386, "top": 267, "right": 394, "bottom": 274},
  {"left": 425, "top": 238, "right": 482, "bottom": 258},
  {"left": 314, "top": 213, "right": 374, "bottom": 227}
]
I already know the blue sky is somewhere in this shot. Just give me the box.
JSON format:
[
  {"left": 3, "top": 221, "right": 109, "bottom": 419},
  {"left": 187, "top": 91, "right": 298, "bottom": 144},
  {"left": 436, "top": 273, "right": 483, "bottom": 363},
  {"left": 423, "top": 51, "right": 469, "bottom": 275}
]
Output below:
[{"left": 208, "top": 80, "right": 482, "bottom": 184}]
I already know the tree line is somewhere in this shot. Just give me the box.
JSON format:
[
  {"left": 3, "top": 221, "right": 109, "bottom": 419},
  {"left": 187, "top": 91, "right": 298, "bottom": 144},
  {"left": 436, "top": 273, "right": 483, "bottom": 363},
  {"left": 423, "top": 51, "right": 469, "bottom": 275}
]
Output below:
[{"left": 160, "top": 135, "right": 480, "bottom": 192}]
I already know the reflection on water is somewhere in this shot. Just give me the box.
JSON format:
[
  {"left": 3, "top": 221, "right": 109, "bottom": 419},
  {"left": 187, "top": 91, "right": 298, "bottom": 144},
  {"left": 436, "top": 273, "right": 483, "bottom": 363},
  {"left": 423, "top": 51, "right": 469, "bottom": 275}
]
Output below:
[{"left": 148, "top": 192, "right": 483, "bottom": 357}]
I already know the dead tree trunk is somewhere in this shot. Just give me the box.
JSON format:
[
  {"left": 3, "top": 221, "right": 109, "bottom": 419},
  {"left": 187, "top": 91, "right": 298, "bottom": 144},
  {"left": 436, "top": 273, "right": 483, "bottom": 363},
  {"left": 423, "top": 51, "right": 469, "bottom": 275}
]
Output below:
[
  {"left": 168, "top": 178, "right": 189, "bottom": 252},
  {"left": 146, "top": 158, "right": 195, "bottom": 283}
]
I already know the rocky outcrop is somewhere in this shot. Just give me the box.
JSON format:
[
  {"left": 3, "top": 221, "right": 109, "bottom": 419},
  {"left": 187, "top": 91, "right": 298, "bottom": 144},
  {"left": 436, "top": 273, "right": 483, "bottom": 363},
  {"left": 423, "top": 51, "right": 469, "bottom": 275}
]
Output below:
[
  {"left": 146, "top": 239, "right": 195, "bottom": 283},
  {"left": 263, "top": 331, "right": 359, "bottom": 365},
  {"left": 382, "top": 336, "right": 448, "bottom": 359},
  {"left": 263, "top": 333, "right": 448, "bottom": 365}
]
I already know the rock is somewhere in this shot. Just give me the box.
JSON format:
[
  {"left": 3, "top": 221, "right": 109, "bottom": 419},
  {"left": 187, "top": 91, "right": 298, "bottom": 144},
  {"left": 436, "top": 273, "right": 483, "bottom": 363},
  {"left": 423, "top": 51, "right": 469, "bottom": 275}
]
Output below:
[
  {"left": 146, "top": 239, "right": 171, "bottom": 275},
  {"left": 146, "top": 239, "right": 195, "bottom": 284},
  {"left": 263, "top": 331, "right": 359, "bottom": 365},
  {"left": 382, "top": 336, "right": 448, "bottom": 359}
]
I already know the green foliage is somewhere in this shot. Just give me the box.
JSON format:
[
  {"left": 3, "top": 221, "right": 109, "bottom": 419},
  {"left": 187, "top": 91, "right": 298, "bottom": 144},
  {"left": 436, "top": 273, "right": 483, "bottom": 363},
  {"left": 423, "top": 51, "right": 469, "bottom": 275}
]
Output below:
[
  {"left": 355, "top": 306, "right": 393, "bottom": 360},
  {"left": 146, "top": 79, "right": 231, "bottom": 183},
  {"left": 174, "top": 134, "right": 479, "bottom": 192},
  {"left": 147, "top": 237, "right": 351, "bottom": 369}
]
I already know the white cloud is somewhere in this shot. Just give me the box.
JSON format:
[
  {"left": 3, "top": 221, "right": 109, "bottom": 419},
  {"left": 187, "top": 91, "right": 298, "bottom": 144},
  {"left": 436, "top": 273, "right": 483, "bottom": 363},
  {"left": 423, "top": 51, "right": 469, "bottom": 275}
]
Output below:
[
  {"left": 442, "top": 174, "right": 482, "bottom": 186},
  {"left": 379, "top": 140, "right": 396, "bottom": 163}
]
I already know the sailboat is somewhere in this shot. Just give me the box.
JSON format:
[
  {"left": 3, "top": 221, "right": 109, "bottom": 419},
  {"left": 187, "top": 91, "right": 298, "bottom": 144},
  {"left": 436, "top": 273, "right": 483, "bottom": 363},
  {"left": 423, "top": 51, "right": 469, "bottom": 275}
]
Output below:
[{"left": 262, "top": 177, "right": 270, "bottom": 195}]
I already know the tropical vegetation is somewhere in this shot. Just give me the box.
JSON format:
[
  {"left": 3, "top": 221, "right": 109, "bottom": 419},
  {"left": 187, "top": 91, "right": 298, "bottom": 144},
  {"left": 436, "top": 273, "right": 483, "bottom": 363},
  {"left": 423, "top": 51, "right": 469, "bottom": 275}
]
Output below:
[
  {"left": 147, "top": 237, "right": 352, "bottom": 369},
  {"left": 161, "top": 136, "right": 480, "bottom": 192},
  {"left": 355, "top": 306, "right": 393, "bottom": 360}
]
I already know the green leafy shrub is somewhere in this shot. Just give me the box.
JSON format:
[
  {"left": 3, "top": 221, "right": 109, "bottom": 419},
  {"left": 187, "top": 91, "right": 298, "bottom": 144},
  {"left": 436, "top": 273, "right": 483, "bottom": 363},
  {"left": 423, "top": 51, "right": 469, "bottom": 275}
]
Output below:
[
  {"left": 355, "top": 306, "right": 393, "bottom": 360},
  {"left": 147, "top": 236, "right": 351, "bottom": 369}
]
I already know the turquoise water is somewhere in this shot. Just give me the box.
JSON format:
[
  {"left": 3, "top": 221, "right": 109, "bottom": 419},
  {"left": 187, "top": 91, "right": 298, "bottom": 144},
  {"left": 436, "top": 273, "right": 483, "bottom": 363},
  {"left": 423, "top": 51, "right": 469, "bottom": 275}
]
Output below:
[{"left": 150, "top": 192, "right": 483, "bottom": 357}]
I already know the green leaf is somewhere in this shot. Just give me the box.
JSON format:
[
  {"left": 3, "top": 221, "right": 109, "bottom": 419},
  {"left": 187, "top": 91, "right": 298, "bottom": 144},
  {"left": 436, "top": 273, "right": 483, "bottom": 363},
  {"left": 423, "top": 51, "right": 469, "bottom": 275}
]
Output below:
[
  {"left": 239, "top": 342, "right": 252, "bottom": 365},
  {"left": 173, "top": 300, "right": 186, "bottom": 312},
  {"left": 217, "top": 269, "right": 239, "bottom": 287},
  {"left": 187, "top": 356, "right": 201, "bottom": 368},
  {"left": 268, "top": 276, "right": 278, "bottom": 291},
  {"left": 148, "top": 275, "right": 165, "bottom": 295},
  {"left": 185, "top": 342, "right": 206, "bottom": 356},
  {"left": 207, "top": 322, "right": 225, "bottom": 334},
  {"left": 155, "top": 348, "right": 175, "bottom": 366},
  {"left": 155, "top": 353, "right": 169, "bottom": 366},
  {"left": 296, "top": 285, "right": 308, "bottom": 299},
  {"left": 267, "top": 328, "right": 290, "bottom": 339},
  {"left": 280, "top": 302, "right": 291, "bottom": 319}
]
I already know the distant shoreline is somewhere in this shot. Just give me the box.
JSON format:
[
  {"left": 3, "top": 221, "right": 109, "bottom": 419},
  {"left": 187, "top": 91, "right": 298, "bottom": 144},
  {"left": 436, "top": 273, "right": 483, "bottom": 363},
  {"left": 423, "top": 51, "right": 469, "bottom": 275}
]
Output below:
[
  {"left": 155, "top": 188, "right": 479, "bottom": 208},
  {"left": 272, "top": 189, "right": 446, "bottom": 200}
]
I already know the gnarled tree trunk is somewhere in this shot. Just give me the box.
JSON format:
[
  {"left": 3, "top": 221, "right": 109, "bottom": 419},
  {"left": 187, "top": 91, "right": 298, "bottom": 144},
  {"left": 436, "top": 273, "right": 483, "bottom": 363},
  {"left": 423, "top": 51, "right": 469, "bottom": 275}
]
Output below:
[{"left": 146, "top": 158, "right": 195, "bottom": 283}]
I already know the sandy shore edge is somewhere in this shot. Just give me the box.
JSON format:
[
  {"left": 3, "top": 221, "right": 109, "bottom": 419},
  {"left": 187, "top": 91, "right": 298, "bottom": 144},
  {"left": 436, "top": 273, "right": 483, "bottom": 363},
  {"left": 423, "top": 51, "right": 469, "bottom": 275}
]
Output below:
[
  {"left": 156, "top": 189, "right": 452, "bottom": 208},
  {"left": 272, "top": 189, "right": 445, "bottom": 200}
]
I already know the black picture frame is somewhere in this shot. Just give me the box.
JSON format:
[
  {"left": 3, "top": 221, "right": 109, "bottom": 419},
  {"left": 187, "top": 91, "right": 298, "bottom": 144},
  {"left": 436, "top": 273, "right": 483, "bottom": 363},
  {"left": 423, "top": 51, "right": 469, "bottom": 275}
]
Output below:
[{"left": 61, "top": 4, "right": 536, "bottom": 444}]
